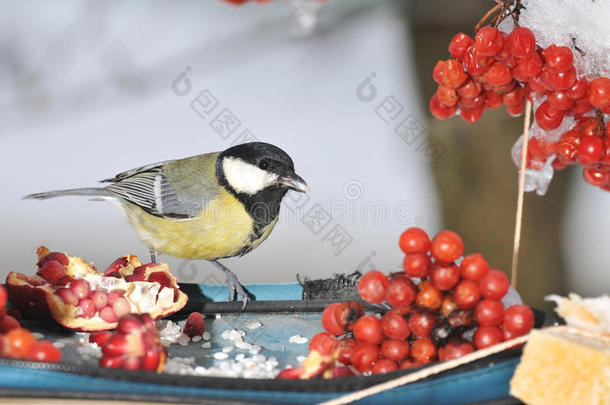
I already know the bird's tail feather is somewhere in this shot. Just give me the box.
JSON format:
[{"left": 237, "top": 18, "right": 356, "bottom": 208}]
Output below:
[{"left": 23, "top": 187, "right": 114, "bottom": 200}]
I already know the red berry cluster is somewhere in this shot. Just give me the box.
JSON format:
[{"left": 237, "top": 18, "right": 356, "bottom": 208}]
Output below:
[
  {"left": 89, "top": 313, "right": 166, "bottom": 372},
  {"left": 0, "top": 284, "right": 62, "bottom": 363},
  {"left": 304, "top": 228, "right": 534, "bottom": 376},
  {"left": 430, "top": 24, "right": 610, "bottom": 191}
]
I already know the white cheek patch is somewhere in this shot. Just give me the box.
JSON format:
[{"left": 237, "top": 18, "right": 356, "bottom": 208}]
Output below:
[{"left": 222, "top": 157, "right": 278, "bottom": 195}]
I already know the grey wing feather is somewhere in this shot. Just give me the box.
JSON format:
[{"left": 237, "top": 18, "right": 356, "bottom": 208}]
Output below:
[
  {"left": 103, "top": 153, "right": 220, "bottom": 219},
  {"left": 99, "top": 160, "right": 171, "bottom": 183}
]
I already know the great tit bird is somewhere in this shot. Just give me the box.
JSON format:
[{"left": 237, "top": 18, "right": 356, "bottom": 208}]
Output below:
[{"left": 24, "top": 142, "right": 309, "bottom": 308}]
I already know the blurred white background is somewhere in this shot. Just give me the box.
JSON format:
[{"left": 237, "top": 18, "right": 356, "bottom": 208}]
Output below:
[{"left": 0, "top": 0, "right": 441, "bottom": 285}]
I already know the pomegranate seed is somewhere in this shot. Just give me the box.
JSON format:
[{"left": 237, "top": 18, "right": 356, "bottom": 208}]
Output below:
[
  {"left": 121, "top": 356, "right": 142, "bottom": 370},
  {"left": 78, "top": 299, "right": 96, "bottom": 319},
  {"left": 70, "top": 279, "right": 91, "bottom": 300},
  {"left": 100, "top": 356, "right": 122, "bottom": 368},
  {"left": 56, "top": 276, "right": 75, "bottom": 287},
  {"left": 89, "top": 331, "right": 113, "bottom": 346},
  {"left": 141, "top": 348, "right": 162, "bottom": 371},
  {"left": 183, "top": 312, "right": 205, "bottom": 338},
  {"left": 148, "top": 272, "right": 172, "bottom": 287},
  {"left": 112, "top": 298, "right": 131, "bottom": 318},
  {"left": 90, "top": 291, "right": 108, "bottom": 311},
  {"left": 133, "top": 263, "right": 157, "bottom": 275},
  {"left": 99, "top": 307, "right": 119, "bottom": 323},
  {"left": 102, "top": 334, "right": 128, "bottom": 357},
  {"left": 38, "top": 252, "right": 69, "bottom": 267},
  {"left": 57, "top": 288, "right": 79, "bottom": 306},
  {"left": 104, "top": 257, "right": 129, "bottom": 275},
  {"left": 124, "top": 274, "right": 146, "bottom": 282},
  {"left": 39, "top": 260, "right": 66, "bottom": 284},
  {"left": 107, "top": 290, "right": 125, "bottom": 306},
  {"left": 117, "top": 314, "right": 142, "bottom": 335}
]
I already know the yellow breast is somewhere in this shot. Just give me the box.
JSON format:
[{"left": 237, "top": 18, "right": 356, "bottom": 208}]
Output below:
[{"left": 118, "top": 189, "right": 278, "bottom": 260}]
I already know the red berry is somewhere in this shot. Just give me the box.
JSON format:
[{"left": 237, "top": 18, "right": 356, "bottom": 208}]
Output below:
[
  {"left": 433, "top": 60, "right": 446, "bottom": 85},
  {"left": 577, "top": 136, "right": 604, "bottom": 167},
  {"left": 385, "top": 277, "right": 417, "bottom": 308},
  {"left": 411, "top": 338, "right": 437, "bottom": 364},
  {"left": 473, "top": 326, "right": 503, "bottom": 349},
  {"left": 516, "top": 52, "right": 543, "bottom": 79},
  {"left": 548, "top": 91, "right": 575, "bottom": 111},
  {"left": 430, "top": 262, "right": 460, "bottom": 291},
  {"left": 440, "top": 59, "right": 469, "bottom": 88},
  {"left": 372, "top": 358, "right": 398, "bottom": 374},
  {"left": 457, "top": 79, "right": 482, "bottom": 99},
  {"left": 436, "top": 86, "right": 458, "bottom": 107},
  {"left": 430, "top": 230, "right": 464, "bottom": 263},
  {"left": 353, "top": 315, "right": 383, "bottom": 345},
  {"left": 478, "top": 270, "right": 510, "bottom": 300},
  {"left": 403, "top": 253, "right": 431, "bottom": 278},
  {"left": 26, "top": 341, "right": 62, "bottom": 363},
  {"left": 416, "top": 281, "right": 443, "bottom": 311},
  {"left": 587, "top": 77, "right": 610, "bottom": 109},
  {"left": 506, "top": 27, "right": 536, "bottom": 59},
  {"left": 4, "top": 328, "right": 36, "bottom": 359},
  {"left": 535, "top": 100, "right": 565, "bottom": 130},
  {"left": 380, "top": 311, "right": 410, "bottom": 340},
  {"left": 334, "top": 301, "right": 364, "bottom": 333},
  {"left": 484, "top": 63, "right": 512, "bottom": 86},
  {"left": 399, "top": 227, "right": 431, "bottom": 254},
  {"left": 358, "top": 271, "right": 388, "bottom": 304},
  {"left": 400, "top": 359, "right": 423, "bottom": 369},
  {"left": 460, "top": 107, "right": 484, "bottom": 123},
  {"left": 322, "top": 303, "right": 344, "bottom": 336},
  {"left": 309, "top": 332, "right": 339, "bottom": 355},
  {"left": 583, "top": 168, "right": 610, "bottom": 187},
  {"left": 565, "top": 78, "right": 588, "bottom": 100},
  {"left": 453, "top": 279, "right": 481, "bottom": 309},
  {"left": 459, "top": 94, "right": 485, "bottom": 109},
  {"left": 502, "top": 86, "right": 525, "bottom": 106},
  {"left": 438, "top": 338, "right": 475, "bottom": 361},
  {"left": 485, "top": 91, "right": 503, "bottom": 109},
  {"left": 337, "top": 336, "right": 355, "bottom": 364},
  {"left": 543, "top": 45, "right": 574, "bottom": 73},
  {"left": 350, "top": 343, "right": 379, "bottom": 372},
  {"left": 409, "top": 310, "right": 436, "bottom": 338},
  {"left": 462, "top": 45, "right": 493, "bottom": 75},
  {"left": 540, "top": 67, "right": 577, "bottom": 91},
  {"left": 475, "top": 299, "right": 505, "bottom": 326},
  {"left": 506, "top": 101, "right": 525, "bottom": 117},
  {"left": 449, "top": 33, "right": 474, "bottom": 60},
  {"left": 503, "top": 305, "right": 535, "bottom": 336},
  {"left": 460, "top": 253, "right": 490, "bottom": 280},
  {"left": 381, "top": 339, "right": 410, "bottom": 362},
  {"left": 474, "top": 26, "right": 503, "bottom": 56}
]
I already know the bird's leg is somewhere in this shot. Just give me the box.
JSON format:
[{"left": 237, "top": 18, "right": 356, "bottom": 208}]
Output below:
[
  {"left": 210, "top": 260, "right": 249, "bottom": 310},
  {"left": 149, "top": 249, "right": 157, "bottom": 263}
]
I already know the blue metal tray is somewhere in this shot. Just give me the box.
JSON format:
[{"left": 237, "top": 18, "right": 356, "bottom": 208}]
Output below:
[{"left": 0, "top": 282, "right": 556, "bottom": 404}]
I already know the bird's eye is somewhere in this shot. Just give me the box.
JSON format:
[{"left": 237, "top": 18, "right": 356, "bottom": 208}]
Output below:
[{"left": 258, "top": 160, "right": 269, "bottom": 170}]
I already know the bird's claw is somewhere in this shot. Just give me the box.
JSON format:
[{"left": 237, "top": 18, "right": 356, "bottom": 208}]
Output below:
[{"left": 212, "top": 260, "right": 249, "bottom": 310}]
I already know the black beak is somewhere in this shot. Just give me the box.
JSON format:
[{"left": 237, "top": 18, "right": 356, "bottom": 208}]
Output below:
[{"left": 277, "top": 173, "right": 309, "bottom": 193}]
